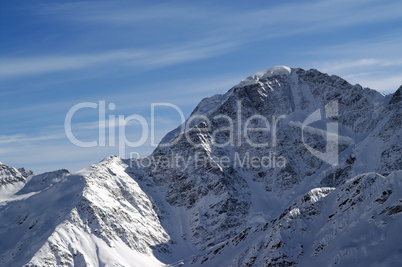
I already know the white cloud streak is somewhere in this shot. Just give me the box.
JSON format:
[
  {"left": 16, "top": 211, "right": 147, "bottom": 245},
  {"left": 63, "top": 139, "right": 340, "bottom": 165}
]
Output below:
[
  {"left": 343, "top": 72, "right": 402, "bottom": 93},
  {"left": 0, "top": 40, "right": 238, "bottom": 79},
  {"left": 0, "top": 133, "right": 65, "bottom": 144},
  {"left": 315, "top": 58, "right": 402, "bottom": 74}
]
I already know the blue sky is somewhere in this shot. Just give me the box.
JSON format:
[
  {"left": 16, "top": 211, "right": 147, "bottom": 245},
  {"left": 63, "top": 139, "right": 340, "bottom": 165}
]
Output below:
[{"left": 1, "top": 0, "right": 402, "bottom": 173}]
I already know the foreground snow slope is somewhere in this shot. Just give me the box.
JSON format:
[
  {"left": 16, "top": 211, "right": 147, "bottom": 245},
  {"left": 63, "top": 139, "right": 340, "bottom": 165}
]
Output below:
[{"left": 0, "top": 158, "right": 172, "bottom": 266}]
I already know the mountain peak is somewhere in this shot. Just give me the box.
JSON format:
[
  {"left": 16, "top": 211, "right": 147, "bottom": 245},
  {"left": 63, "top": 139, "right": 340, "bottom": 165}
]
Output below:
[{"left": 236, "top": 66, "right": 293, "bottom": 88}]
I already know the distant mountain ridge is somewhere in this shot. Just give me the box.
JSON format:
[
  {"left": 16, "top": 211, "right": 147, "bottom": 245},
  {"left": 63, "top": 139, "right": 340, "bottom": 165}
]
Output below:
[{"left": 0, "top": 67, "right": 401, "bottom": 266}]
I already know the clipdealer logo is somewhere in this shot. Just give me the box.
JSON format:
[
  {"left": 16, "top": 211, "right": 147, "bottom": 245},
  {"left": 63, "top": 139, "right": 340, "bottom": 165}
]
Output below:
[{"left": 64, "top": 100, "right": 339, "bottom": 168}]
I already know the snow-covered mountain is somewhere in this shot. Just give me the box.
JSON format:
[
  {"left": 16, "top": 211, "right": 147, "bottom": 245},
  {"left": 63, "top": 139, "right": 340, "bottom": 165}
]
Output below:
[
  {"left": 0, "top": 66, "right": 401, "bottom": 266},
  {"left": 0, "top": 162, "right": 33, "bottom": 202}
]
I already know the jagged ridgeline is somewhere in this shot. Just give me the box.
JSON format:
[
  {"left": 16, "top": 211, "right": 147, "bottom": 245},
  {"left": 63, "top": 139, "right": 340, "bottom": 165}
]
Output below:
[{"left": 1, "top": 67, "right": 401, "bottom": 266}]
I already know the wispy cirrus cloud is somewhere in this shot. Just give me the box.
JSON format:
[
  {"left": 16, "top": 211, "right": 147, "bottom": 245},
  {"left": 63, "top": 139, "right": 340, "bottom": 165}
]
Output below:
[
  {"left": 0, "top": 133, "right": 65, "bottom": 144},
  {"left": 0, "top": 40, "right": 238, "bottom": 79},
  {"left": 342, "top": 72, "right": 402, "bottom": 93},
  {"left": 313, "top": 58, "right": 402, "bottom": 93},
  {"left": 0, "top": 50, "right": 142, "bottom": 78},
  {"left": 39, "top": 0, "right": 402, "bottom": 34},
  {"left": 4, "top": 0, "right": 399, "bottom": 80},
  {"left": 308, "top": 32, "right": 402, "bottom": 93},
  {"left": 315, "top": 58, "right": 402, "bottom": 74}
]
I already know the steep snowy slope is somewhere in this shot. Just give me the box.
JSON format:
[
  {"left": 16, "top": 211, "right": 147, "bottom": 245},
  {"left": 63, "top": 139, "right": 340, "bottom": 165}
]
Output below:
[
  {"left": 0, "top": 159, "right": 172, "bottom": 266},
  {"left": 0, "top": 66, "right": 400, "bottom": 266},
  {"left": 351, "top": 86, "right": 401, "bottom": 176}
]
